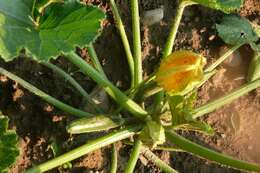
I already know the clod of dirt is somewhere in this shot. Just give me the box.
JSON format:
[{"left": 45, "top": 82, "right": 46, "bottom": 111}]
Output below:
[{"left": 74, "top": 149, "right": 104, "bottom": 170}]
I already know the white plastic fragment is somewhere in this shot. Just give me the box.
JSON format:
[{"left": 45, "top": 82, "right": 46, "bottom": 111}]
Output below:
[{"left": 142, "top": 6, "right": 164, "bottom": 26}]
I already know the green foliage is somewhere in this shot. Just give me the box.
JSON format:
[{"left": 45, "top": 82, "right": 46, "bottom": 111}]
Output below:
[
  {"left": 35, "top": 0, "right": 64, "bottom": 14},
  {"left": 168, "top": 92, "right": 214, "bottom": 135},
  {"left": 192, "top": 0, "right": 243, "bottom": 13},
  {"left": 217, "top": 14, "right": 260, "bottom": 82},
  {"left": 0, "top": 114, "right": 19, "bottom": 173},
  {"left": 139, "top": 120, "right": 165, "bottom": 147},
  {"left": 216, "top": 14, "right": 259, "bottom": 51},
  {"left": 0, "top": 0, "right": 259, "bottom": 172},
  {"left": 0, "top": 0, "right": 105, "bottom": 61}
]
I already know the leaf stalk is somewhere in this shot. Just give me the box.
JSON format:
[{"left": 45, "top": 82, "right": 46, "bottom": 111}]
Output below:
[
  {"left": 109, "top": 0, "right": 135, "bottom": 88},
  {"left": 131, "top": 0, "right": 143, "bottom": 86},
  {"left": 0, "top": 67, "right": 91, "bottom": 117},
  {"left": 66, "top": 52, "right": 148, "bottom": 119},
  {"left": 124, "top": 139, "right": 143, "bottom": 173},
  {"left": 191, "top": 78, "right": 260, "bottom": 119},
  {"left": 25, "top": 125, "right": 141, "bottom": 173},
  {"left": 166, "top": 130, "right": 260, "bottom": 172}
]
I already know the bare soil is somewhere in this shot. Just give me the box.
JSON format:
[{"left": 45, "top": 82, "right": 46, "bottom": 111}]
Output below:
[{"left": 0, "top": 0, "right": 259, "bottom": 173}]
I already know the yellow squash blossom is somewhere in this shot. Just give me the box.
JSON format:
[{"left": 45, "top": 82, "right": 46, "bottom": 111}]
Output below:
[{"left": 156, "top": 51, "right": 206, "bottom": 95}]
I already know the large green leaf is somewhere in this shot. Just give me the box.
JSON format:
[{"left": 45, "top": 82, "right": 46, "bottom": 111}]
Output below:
[
  {"left": 216, "top": 14, "right": 259, "bottom": 51},
  {"left": 0, "top": 113, "right": 19, "bottom": 172},
  {"left": 192, "top": 0, "right": 244, "bottom": 13},
  {"left": 0, "top": 0, "right": 105, "bottom": 61}
]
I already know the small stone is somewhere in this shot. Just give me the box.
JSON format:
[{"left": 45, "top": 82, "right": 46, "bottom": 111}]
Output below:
[
  {"left": 221, "top": 133, "right": 226, "bottom": 138},
  {"left": 200, "top": 27, "right": 207, "bottom": 33},
  {"left": 209, "top": 35, "right": 216, "bottom": 41}
]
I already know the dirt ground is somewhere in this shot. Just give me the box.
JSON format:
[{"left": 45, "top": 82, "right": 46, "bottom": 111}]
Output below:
[{"left": 0, "top": 0, "right": 259, "bottom": 172}]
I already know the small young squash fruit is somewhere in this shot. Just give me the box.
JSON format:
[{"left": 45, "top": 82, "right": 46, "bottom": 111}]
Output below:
[
  {"left": 66, "top": 115, "right": 124, "bottom": 134},
  {"left": 156, "top": 51, "right": 206, "bottom": 95}
]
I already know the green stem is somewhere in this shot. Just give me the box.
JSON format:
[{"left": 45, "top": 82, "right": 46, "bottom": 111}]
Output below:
[
  {"left": 31, "top": 0, "right": 37, "bottom": 21},
  {"left": 166, "top": 130, "right": 260, "bottom": 172},
  {"left": 191, "top": 78, "right": 260, "bottom": 119},
  {"left": 123, "top": 140, "right": 185, "bottom": 152},
  {"left": 0, "top": 67, "right": 91, "bottom": 117},
  {"left": 38, "top": 0, "right": 64, "bottom": 14},
  {"left": 131, "top": 0, "right": 142, "bottom": 86},
  {"left": 66, "top": 52, "right": 148, "bottom": 119},
  {"left": 87, "top": 44, "right": 107, "bottom": 79},
  {"left": 162, "top": 0, "right": 196, "bottom": 58},
  {"left": 183, "top": 70, "right": 217, "bottom": 95},
  {"left": 205, "top": 44, "right": 242, "bottom": 72},
  {"left": 141, "top": 147, "right": 179, "bottom": 173},
  {"left": 153, "top": 0, "right": 195, "bottom": 116},
  {"left": 124, "top": 139, "right": 142, "bottom": 173},
  {"left": 41, "top": 61, "right": 101, "bottom": 113},
  {"left": 154, "top": 146, "right": 185, "bottom": 152},
  {"left": 25, "top": 125, "right": 141, "bottom": 173},
  {"left": 143, "top": 86, "right": 163, "bottom": 99},
  {"left": 110, "top": 143, "right": 118, "bottom": 173},
  {"left": 109, "top": 0, "right": 135, "bottom": 88}
]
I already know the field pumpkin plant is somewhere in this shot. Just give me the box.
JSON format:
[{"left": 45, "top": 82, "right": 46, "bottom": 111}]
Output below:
[{"left": 0, "top": 0, "right": 259, "bottom": 173}]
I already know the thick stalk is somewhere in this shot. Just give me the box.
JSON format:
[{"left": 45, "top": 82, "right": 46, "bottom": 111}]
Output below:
[
  {"left": 166, "top": 130, "right": 260, "bottom": 172},
  {"left": 41, "top": 61, "right": 101, "bottom": 113},
  {"left": 191, "top": 78, "right": 260, "bottom": 119},
  {"left": 205, "top": 44, "right": 242, "bottom": 72},
  {"left": 123, "top": 140, "right": 185, "bottom": 152},
  {"left": 123, "top": 139, "right": 142, "bottom": 173},
  {"left": 110, "top": 144, "right": 118, "bottom": 173},
  {"left": 131, "top": 0, "right": 142, "bottom": 86},
  {"left": 109, "top": 0, "right": 135, "bottom": 88},
  {"left": 142, "top": 147, "right": 179, "bottom": 173},
  {"left": 0, "top": 67, "right": 91, "bottom": 117},
  {"left": 87, "top": 44, "right": 107, "bottom": 79},
  {"left": 162, "top": 0, "right": 196, "bottom": 58},
  {"left": 153, "top": 0, "right": 195, "bottom": 115},
  {"left": 25, "top": 125, "right": 141, "bottom": 173},
  {"left": 66, "top": 52, "right": 148, "bottom": 119}
]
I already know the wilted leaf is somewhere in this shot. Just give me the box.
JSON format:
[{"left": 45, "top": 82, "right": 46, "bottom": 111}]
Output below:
[
  {"left": 247, "top": 52, "right": 260, "bottom": 82},
  {"left": 168, "top": 91, "right": 196, "bottom": 125},
  {"left": 0, "top": 0, "right": 105, "bottom": 61},
  {"left": 139, "top": 120, "right": 165, "bottom": 147},
  {"left": 216, "top": 14, "right": 259, "bottom": 51},
  {"left": 0, "top": 114, "right": 19, "bottom": 172},
  {"left": 167, "top": 91, "right": 214, "bottom": 135},
  {"left": 192, "top": 0, "right": 244, "bottom": 13},
  {"left": 173, "top": 121, "right": 214, "bottom": 135}
]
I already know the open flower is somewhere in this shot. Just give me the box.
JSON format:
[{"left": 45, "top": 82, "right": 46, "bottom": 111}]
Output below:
[{"left": 156, "top": 51, "right": 206, "bottom": 95}]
